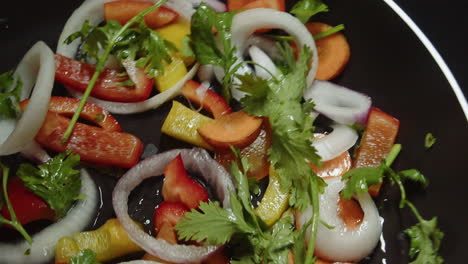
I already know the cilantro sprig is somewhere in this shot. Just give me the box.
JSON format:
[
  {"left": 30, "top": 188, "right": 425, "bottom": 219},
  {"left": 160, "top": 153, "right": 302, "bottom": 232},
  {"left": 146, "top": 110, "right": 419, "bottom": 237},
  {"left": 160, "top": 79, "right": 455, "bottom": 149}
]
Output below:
[
  {"left": 189, "top": 3, "right": 239, "bottom": 102},
  {"left": 290, "top": 0, "right": 329, "bottom": 23},
  {"left": 17, "top": 151, "right": 81, "bottom": 218},
  {"left": 0, "top": 71, "right": 22, "bottom": 120},
  {"left": 176, "top": 148, "right": 298, "bottom": 264},
  {"left": 0, "top": 163, "right": 32, "bottom": 243},
  {"left": 62, "top": 0, "right": 168, "bottom": 142},
  {"left": 341, "top": 144, "right": 444, "bottom": 263},
  {"left": 70, "top": 249, "right": 101, "bottom": 264}
]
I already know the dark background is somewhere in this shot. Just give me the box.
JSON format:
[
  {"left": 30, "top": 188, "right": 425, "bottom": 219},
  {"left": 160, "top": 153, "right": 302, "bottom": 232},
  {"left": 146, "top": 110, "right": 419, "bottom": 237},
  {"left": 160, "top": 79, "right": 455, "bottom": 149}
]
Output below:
[{"left": 395, "top": 0, "right": 468, "bottom": 96}]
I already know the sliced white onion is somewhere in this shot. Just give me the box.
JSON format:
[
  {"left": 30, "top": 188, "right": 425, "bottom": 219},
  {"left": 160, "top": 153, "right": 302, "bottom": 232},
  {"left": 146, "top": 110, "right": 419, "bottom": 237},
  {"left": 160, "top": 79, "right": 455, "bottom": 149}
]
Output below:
[
  {"left": 246, "top": 36, "right": 281, "bottom": 60},
  {"left": 230, "top": 8, "right": 318, "bottom": 100},
  {"left": 113, "top": 148, "right": 234, "bottom": 263},
  {"left": 67, "top": 63, "right": 199, "bottom": 114},
  {"left": 312, "top": 123, "right": 358, "bottom": 162},
  {"left": 0, "top": 42, "right": 55, "bottom": 156},
  {"left": 119, "top": 261, "right": 164, "bottom": 264},
  {"left": 248, "top": 45, "right": 278, "bottom": 80},
  {"left": 0, "top": 169, "right": 97, "bottom": 264},
  {"left": 296, "top": 177, "right": 382, "bottom": 262},
  {"left": 165, "top": 0, "right": 196, "bottom": 21},
  {"left": 304, "top": 80, "right": 372, "bottom": 125},
  {"left": 185, "top": 0, "right": 226, "bottom": 12},
  {"left": 20, "top": 142, "right": 51, "bottom": 164}
]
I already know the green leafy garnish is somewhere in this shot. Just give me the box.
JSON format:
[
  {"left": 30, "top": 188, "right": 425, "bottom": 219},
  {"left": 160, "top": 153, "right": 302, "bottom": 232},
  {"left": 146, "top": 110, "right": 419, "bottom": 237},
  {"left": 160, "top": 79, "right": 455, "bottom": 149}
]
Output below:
[
  {"left": 425, "top": 132, "right": 437, "bottom": 149},
  {"left": 17, "top": 151, "right": 81, "bottom": 218},
  {"left": 62, "top": 0, "right": 168, "bottom": 142},
  {"left": 176, "top": 148, "right": 298, "bottom": 264},
  {"left": 0, "top": 163, "right": 32, "bottom": 243},
  {"left": 313, "top": 24, "right": 345, "bottom": 40},
  {"left": 189, "top": 3, "right": 238, "bottom": 101},
  {"left": 290, "top": 0, "right": 329, "bottom": 23},
  {"left": 0, "top": 71, "right": 22, "bottom": 120},
  {"left": 341, "top": 144, "right": 443, "bottom": 263},
  {"left": 70, "top": 249, "right": 101, "bottom": 264}
]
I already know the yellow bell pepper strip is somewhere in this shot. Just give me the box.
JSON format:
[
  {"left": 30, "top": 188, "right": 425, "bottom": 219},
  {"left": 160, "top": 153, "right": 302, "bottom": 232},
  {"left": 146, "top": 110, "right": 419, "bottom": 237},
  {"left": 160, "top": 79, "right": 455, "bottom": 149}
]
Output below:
[
  {"left": 156, "top": 21, "right": 195, "bottom": 65},
  {"left": 55, "top": 218, "right": 142, "bottom": 263},
  {"left": 255, "top": 166, "right": 290, "bottom": 226},
  {"left": 161, "top": 101, "right": 213, "bottom": 150},
  {"left": 155, "top": 55, "right": 188, "bottom": 92}
]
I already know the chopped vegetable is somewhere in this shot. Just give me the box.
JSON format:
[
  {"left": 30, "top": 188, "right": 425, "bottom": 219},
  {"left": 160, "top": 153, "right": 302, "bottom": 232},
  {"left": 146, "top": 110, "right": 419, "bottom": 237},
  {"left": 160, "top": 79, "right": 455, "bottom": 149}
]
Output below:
[
  {"left": 17, "top": 150, "right": 81, "bottom": 218},
  {"left": 0, "top": 71, "right": 22, "bottom": 120},
  {"left": 306, "top": 22, "right": 350, "bottom": 80},
  {"left": 155, "top": 55, "right": 188, "bottom": 92},
  {"left": 425, "top": 132, "right": 437, "bottom": 149},
  {"left": 55, "top": 54, "right": 154, "bottom": 102},
  {"left": 161, "top": 100, "right": 213, "bottom": 150},
  {"left": 189, "top": 3, "right": 238, "bottom": 101},
  {"left": 0, "top": 163, "right": 32, "bottom": 243},
  {"left": 162, "top": 154, "right": 209, "bottom": 209},
  {"left": 55, "top": 219, "right": 141, "bottom": 263},
  {"left": 104, "top": 0, "right": 178, "bottom": 29},
  {"left": 69, "top": 249, "right": 101, "bottom": 264},
  {"left": 181, "top": 80, "right": 232, "bottom": 119},
  {"left": 290, "top": 0, "right": 329, "bottom": 23},
  {"left": 175, "top": 149, "right": 297, "bottom": 263}
]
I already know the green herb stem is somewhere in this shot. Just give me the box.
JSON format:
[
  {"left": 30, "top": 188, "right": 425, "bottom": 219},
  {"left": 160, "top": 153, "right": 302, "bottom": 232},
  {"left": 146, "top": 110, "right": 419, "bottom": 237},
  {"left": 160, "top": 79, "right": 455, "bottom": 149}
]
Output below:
[
  {"left": 61, "top": 0, "right": 167, "bottom": 143},
  {"left": 313, "top": 24, "right": 345, "bottom": 40},
  {"left": 304, "top": 182, "right": 320, "bottom": 264},
  {"left": 0, "top": 164, "right": 32, "bottom": 244},
  {"left": 385, "top": 144, "right": 402, "bottom": 167}
]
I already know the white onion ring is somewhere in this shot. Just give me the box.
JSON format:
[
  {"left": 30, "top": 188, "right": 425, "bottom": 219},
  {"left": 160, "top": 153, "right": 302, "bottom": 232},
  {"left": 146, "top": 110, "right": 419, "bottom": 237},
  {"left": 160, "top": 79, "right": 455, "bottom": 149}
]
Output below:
[
  {"left": 67, "top": 63, "right": 199, "bottom": 114},
  {"left": 0, "top": 169, "right": 97, "bottom": 264},
  {"left": 248, "top": 45, "right": 278, "bottom": 80},
  {"left": 113, "top": 148, "right": 234, "bottom": 263},
  {"left": 246, "top": 36, "right": 281, "bottom": 59},
  {"left": 230, "top": 8, "right": 318, "bottom": 99},
  {"left": 119, "top": 261, "right": 164, "bottom": 264},
  {"left": 304, "top": 80, "right": 372, "bottom": 125},
  {"left": 0, "top": 42, "right": 55, "bottom": 156},
  {"left": 296, "top": 177, "right": 382, "bottom": 262},
  {"left": 20, "top": 142, "right": 51, "bottom": 164},
  {"left": 312, "top": 123, "right": 358, "bottom": 162}
]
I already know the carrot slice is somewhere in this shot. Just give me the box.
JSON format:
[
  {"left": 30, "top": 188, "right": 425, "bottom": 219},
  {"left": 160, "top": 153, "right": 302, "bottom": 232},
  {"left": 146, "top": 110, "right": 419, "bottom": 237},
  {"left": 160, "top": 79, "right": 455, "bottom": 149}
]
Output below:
[
  {"left": 198, "top": 111, "right": 263, "bottom": 149},
  {"left": 306, "top": 22, "right": 350, "bottom": 80}
]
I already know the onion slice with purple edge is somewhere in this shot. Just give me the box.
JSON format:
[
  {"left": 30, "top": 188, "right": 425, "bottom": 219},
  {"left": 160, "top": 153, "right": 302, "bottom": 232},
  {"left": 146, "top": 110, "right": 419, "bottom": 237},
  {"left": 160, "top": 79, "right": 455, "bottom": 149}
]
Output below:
[
  {"left": 0, "top": 169, "right": 97, "bottom": 264},
  {"left": 304, "top": 80, "right": 372, "bottom": 125},
  {"left": 312, "top": 123, "right": 358, "bottom": 162},
  {"left": 0, "top": 41, "right": 55, "bottom": 156},
  {"left": 296, "top": 177, "right": 382, "bottom": 262},
  {"left": 56, "top": 0, "right": 199, "bottom": 114},
  {"left": 113, "top": 148, "right": 235, "bottom": 263},
  {"left": 230, "top": 8, "right": 318, "bottom": 100}
]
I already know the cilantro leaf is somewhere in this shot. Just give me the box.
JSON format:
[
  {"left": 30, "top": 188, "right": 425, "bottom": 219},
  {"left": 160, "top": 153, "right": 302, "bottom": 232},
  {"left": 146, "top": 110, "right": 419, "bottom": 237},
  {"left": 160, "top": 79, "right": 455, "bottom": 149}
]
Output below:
[
  {"left": 70, "top": 249, "right": 101, "bottom": 264},
  {"left": 17, "top": 151, "right": 81, "bottom": 218},
  {"left": 341, "top": 165, "right": 384, "bottom": 199},
  {"left": 404, "top": 216, "right": 444, "bottom": 264},
  {"left": 190, "top": 3, "right": 238, "bottom": 101},
  {"left": 0, "top": 71, "right": 22, "bottom": 120},
  {"left": 425, "top": 132, "right": 437, "bottom": 149},
  {"left": 290, "top": 0, "right": 329, "bottom": 24}
]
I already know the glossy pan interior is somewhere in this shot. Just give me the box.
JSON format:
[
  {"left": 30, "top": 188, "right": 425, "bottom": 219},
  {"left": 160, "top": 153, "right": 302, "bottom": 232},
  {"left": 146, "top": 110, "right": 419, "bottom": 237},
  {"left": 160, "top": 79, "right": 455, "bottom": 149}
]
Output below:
[{"left": 1, "top": 0, "right": 467, "bottom": 263}]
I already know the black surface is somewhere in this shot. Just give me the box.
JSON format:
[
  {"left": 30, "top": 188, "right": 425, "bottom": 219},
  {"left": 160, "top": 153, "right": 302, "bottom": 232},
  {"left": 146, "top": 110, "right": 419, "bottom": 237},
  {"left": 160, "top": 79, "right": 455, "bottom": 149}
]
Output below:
[{"left": 1, "top": 0, "right": 468, "bottom": 263}]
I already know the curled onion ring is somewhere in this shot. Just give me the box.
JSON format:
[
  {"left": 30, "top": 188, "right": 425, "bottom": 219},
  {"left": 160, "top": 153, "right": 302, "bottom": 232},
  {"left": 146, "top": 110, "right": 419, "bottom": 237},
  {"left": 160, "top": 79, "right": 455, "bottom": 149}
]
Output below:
[
  {"left": 0, "top": 169, "right": 97, "bottom": 264},
  {"left": 0, "top": 41, "right": 55, "bottom": 156},
  {"left": 230, "top": 8, "right": 318, "bottom": 99},
  {"left": 113, "top": 148, "right": 234, "bottom": 263},
  {"left": 296, "top": 177, "right": 382, "bottom": 262}
]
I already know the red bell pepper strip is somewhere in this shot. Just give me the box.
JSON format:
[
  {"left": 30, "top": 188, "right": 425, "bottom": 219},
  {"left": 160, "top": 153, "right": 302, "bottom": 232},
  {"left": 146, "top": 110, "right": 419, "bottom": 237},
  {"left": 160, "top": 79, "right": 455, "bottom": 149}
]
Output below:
[
  {"left": 19, "top": 96, "right": 122, "bottom": 132},
  {"left": 55, "top": 54, "right": 154, "bottom": 103},
  {"left": 353, "top": 107, "right": 400, "bottom": 196},
  {"left": 181, "top": 80, "right": 232, "bottom": 119},
  {"left": 35, "top": 112, "right": 143, "bottom": 168},
  {"left": 1, "top": 178, "right": 55, "bottom": 225},
  {"left": 162, "top": 154, "right": 209, "bottom": 209},
  {"left": 104, "top": 0, "right": 178, "bottom": 29}
]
